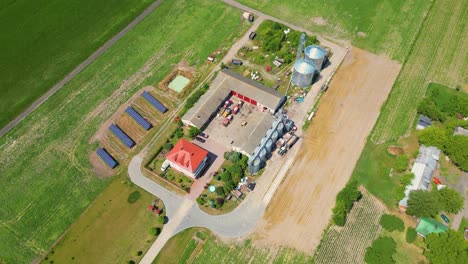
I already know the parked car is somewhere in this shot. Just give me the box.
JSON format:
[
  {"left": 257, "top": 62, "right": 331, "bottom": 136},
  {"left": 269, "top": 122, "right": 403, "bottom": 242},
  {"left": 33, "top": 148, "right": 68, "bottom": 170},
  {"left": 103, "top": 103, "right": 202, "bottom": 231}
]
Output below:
[
  {"left": 231, "top": 59, "right": 243, "bottom": 66},
  {"left": 195, "top": 137, "right": 205, "bottom": 143},
  {"left": 248, "top": 182, "right": 256, "bottom": 191},
  {"left": 249, "top": 31, "right": 257, "bottom": 40},
  {"left": 440, "top": 213, "right": 450, "bottom": 224},
  {"left": 199, "top": 132, "right": 209, "bottom": 138}
]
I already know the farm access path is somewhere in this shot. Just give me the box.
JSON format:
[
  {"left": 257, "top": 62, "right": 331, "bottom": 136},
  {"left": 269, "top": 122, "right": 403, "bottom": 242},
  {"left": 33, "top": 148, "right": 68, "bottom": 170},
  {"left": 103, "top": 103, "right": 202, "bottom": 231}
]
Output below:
[
  {"left": 129, "top": 5, "right": 347, "bottom": 263},
  {"left": 0, "top": 0, "right": 165, "bottom": 138}
]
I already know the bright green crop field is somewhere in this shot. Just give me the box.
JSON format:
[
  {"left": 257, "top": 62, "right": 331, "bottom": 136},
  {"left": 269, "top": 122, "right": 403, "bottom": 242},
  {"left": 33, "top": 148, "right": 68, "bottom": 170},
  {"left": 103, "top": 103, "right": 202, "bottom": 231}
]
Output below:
[
  {"left": 0, "top": 0, "right": 243, "bottom": 262},
  {"left": 0, "top": 0, "right": 154, "bottom": 128},
  {"left": 237, "top": 0, "right": 431, "bottom": 62}
]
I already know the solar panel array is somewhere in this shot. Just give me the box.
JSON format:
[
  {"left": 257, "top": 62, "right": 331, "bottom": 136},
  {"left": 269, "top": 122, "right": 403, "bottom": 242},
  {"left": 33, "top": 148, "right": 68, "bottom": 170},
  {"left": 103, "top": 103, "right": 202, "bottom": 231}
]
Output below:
[
  {"left": 109, "top": 123, "right": 135, "bottom": 148},
  {"left": 96, "top": 147, "right": 118, "bottom": 168},
  {"left": 142, "top": 91, "right": 168, "bottom": 113},
  {"left": 125, "top": 106, "right": 152, "bottom": 130}
]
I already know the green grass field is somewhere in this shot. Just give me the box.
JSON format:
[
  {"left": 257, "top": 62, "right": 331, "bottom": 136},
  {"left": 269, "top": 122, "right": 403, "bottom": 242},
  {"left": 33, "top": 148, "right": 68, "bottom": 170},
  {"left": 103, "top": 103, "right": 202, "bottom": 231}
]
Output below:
[
  {"left": 237, "top": 0, "right": 431, "bottom": 62},
  {"left": 42, "top": 176, "right": 164, "bottom": 264},
  {"left": 0, "top": 0, "right": 156, "bottom": 128},
  {"left": 0, "top": 0, "right": 243, "bottom": 262},
  {"left": 351, "top": 0, "right": 467, "bottom": 206},
  {"left": 155, "top": 228, "right": 312, "bottom": 264},
  {"left": 370, "top": 0, "right": 467, "bottom": 143}
]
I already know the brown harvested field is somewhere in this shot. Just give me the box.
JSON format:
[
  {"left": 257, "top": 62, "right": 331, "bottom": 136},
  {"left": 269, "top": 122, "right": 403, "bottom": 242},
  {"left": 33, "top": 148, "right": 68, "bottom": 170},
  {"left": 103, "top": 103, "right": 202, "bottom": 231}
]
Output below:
[{"left": 254, "top": 47, "right": 401, "bottom": 252}]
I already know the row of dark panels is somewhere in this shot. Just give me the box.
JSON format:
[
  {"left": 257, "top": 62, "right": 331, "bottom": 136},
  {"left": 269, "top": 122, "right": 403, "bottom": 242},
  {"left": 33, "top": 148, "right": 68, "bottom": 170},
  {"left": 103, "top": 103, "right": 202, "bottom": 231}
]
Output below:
[{"left": 97, "top": 91, "right": 168, "bottom": 169}]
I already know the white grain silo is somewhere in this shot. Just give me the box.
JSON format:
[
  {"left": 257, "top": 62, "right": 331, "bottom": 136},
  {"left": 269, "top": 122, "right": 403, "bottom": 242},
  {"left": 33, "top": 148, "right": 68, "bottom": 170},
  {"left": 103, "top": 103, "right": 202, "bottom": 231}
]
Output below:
[
  {"left": 304, "top": 45, "right": 327, "bottom": 71},
  {"left": 291, "top": 58, "right": 317, "bottom": 87}
]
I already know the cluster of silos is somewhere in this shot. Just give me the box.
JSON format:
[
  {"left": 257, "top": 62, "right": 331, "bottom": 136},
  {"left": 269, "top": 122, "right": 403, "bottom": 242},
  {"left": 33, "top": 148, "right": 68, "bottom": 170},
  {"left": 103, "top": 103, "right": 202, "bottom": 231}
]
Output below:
[
  {"left": 291, "top": 42, "right": 327, "bottom": 87},
  {"left": 248, "top": 117, "right": 294, "bottom": 174}
]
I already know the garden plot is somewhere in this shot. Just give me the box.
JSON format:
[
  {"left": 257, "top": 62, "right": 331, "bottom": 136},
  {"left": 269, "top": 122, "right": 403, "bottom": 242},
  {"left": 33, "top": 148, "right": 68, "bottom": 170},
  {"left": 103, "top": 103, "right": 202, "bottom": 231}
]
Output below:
[{"left": 314, "top": 189, "right": 386, "bottom": 264}]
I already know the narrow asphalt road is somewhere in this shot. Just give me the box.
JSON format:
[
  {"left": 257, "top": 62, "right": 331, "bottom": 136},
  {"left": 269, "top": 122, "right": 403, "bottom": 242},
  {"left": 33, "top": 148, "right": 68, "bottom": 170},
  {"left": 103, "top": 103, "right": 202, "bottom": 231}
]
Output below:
[{"left": 0, "top": 0, "right": 164, "bottom": 138}]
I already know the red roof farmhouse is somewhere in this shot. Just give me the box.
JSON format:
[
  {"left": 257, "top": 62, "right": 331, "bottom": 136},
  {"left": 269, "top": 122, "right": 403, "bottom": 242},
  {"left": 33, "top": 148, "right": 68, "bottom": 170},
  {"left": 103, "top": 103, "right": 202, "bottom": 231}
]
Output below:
[{"left": 164, "top": 139, "right": 209, "bottom": 178}]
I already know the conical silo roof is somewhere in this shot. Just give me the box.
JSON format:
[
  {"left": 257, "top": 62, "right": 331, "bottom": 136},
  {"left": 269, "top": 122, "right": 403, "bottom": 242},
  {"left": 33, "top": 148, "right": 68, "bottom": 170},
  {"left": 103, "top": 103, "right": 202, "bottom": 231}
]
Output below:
[
  {"left": 293, "top": 58, "right": 317, "bottom": 74},
  {"left": 305, "top": 45, "right": 326, "bottom": 59}
]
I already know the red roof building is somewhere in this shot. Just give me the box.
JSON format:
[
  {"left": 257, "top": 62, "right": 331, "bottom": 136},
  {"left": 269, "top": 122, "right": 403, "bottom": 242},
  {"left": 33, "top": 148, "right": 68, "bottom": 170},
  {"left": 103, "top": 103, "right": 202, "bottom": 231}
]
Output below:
[{"left": 165, "top": 139, "right": 209, "bottom": 178}]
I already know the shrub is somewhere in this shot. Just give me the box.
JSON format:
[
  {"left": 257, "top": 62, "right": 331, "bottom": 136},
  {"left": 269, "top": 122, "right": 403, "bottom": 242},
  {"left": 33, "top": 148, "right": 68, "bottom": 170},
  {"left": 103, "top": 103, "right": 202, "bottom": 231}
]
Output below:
[
  {"left": 196, "top": 197, "right": 204, "bottom": 205},
  {"left": 395, "top": 154, "right": 409, "bottom": 172},
  {"left": 163, "top": 142, "right": 173, "bottom": 150},
  {"left": 158, "top": 216, "right": 165, "bottom": 224},
  {"left": 173, "top": 127, "right": 184, "bottom": 139},
  {"left": 216, "top": 198, "right": 224, "bottom": 206},
  {"left": 380, "top": 214, "right": 404, "bottom": 232},
  {"left": 332, "top": 200, "right": 346, "bottom": 226},
  {"left": 215, "top": 186, "right": 224, "bottom": 196},
  {"left": 332, "top": 181, "right": 362, "bottom": 226},
  {"left": 133, "top": 251, "right": 142, "bottom": 256},
  {"left": 127, "top": 261, "right": 135, "bottom": 264},
  {"left": 127, "top": 191, "right": 141, "bottom": 204},
  {"left": 188, "top": 126, "right": 200, "bottom": 139},
  {"left": 149, "top": 227, "right": 158, "bottom": 236},
  {"left": 365, "top": 236, "right": 396, "bottom": 264},
  {"left": 176, "top": 178, "right": 182, "bottom": 183},
  {"left": 417, "top": 98, "right": 445, "bottom": 122},
  {"left": 406, "top": 227, "right": 417, "bottom": 243},
  {"left": 220, "top": 171, "right": 232, "bottom": 183}
]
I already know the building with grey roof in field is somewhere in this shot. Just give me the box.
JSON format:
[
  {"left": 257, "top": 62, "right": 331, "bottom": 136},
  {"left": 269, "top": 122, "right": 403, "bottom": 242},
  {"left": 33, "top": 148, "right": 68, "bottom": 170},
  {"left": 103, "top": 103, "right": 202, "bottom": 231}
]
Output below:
[
  {"left": 182, "top": 69, "right": 285, "bottom": 128},
  {"left": 399, "top": 145, "right": 441, "bottom": 210}
]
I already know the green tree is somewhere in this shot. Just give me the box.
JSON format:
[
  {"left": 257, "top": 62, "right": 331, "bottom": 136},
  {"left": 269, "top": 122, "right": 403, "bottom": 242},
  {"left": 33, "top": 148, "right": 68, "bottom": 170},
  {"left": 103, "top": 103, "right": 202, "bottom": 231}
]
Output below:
[
  {"left": 337, "top": 181, "right": 362, "bottom": 212},
  {"left": 437, "top": 187, "right": 464, "bottom": 214},
  {"left": 406, "top": 227, "right": 417, "bottom": 243},
  {"left": 364, "top": 236, "right": 396, "bottom": 264},
  {"left": 418, "top": 126, "right": 448, "bottom": 149},
  {"left": 158, "top": 215, "right": 165, "bottom": 224},
  {"left": 417, "top": 98, "right": 445, "bottom": 122},
  {"left": 380, "top": 214, "right": 404, "bottom": 232},
  {"left": 332, "top": 200, "right": 347, "bottom": 226},
  {"left": 188, "top": 126, "right": 200, "bottom": 139},
  {"left": 215, "top": 186, "right": 225, "bottom": 196},
  {"left": 395, "top": 154, "right": 409, "bottom": 172},
  {"left": 406, "top": 190, "right": 441, "bottom": 218},
  {"left": 162, "top": 142, "right": 173, "bottom": 150},
  {"left": 424, "top": 230, "right": 468, "bottom": 264}
]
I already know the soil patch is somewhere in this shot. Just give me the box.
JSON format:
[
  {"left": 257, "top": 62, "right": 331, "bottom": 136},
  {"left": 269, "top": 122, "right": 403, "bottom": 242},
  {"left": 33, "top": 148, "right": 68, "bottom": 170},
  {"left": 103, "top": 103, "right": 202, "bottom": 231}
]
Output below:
[
  {"left": 387, "top": 146, "right": 404, "bottom": 156},
  {"left": 253, "top": 47, "right": 401, "bottom": 253}
]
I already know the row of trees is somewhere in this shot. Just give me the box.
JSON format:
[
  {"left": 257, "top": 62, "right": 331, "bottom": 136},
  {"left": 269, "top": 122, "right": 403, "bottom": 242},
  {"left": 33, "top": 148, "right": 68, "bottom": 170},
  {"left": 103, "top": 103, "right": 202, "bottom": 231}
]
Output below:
[
  {"left": 332, "top": 181, "right": 362, "bottom": 226},
  {"left": 419, "top": 126, "right": 468, "bottom": 171},
  {"left": 406, "top": 187, "right": 464, "bottom": 217}
]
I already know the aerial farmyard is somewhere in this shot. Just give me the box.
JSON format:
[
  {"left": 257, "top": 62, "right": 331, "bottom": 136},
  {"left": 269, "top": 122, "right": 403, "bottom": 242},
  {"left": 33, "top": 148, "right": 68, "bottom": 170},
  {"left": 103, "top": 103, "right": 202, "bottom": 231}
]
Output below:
[{"left": 1, "top": 0, "right": 467, "bottom": 263}]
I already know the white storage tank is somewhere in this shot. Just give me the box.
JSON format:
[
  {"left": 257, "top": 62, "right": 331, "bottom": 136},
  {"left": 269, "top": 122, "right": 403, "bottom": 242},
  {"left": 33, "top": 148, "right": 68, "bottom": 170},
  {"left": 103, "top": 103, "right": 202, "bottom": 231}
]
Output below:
[
  {"left": 291, "top": 58, "right": 317, "bottom": 87},
  {"left": 304, "top": 45, "right": 327, "bottom": 71}
]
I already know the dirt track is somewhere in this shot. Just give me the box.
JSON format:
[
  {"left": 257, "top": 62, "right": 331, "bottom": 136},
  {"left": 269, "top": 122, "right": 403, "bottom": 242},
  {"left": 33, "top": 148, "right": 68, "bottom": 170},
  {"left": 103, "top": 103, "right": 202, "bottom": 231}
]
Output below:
[{"left": 253, "top": 48, "right": 401, "bottom": 252}]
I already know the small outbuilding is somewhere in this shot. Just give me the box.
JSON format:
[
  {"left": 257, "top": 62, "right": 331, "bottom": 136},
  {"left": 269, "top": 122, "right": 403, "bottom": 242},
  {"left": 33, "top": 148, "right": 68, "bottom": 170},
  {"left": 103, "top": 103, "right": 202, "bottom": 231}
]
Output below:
[
  {"left": 415, "top": 217, "right": 448, "bottom": 237},
  {"left": 454, "top": 126, "right": 468, "bottom": 137},
  {"left": 416, "top": 115, "right": 432, "bottom": 130}
]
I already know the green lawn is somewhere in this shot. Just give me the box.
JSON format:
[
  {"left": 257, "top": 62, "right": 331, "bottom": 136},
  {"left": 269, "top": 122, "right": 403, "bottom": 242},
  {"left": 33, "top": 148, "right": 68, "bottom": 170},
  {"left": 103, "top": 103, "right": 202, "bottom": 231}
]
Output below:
[
  {"left": 0, "top": 0, "right": 243, "bottom": 263},
  {"left": 0, "top": 0, "right": 155, "bottom": 128},
  {"left": 237, "top": 0, "right": 431, "bottom": 62},
  {"left": 155, "top": 228, "right": 313, "bottom": 264},
  {"left": 42, "top": 175, "right": 164, "bottom": 264}
]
